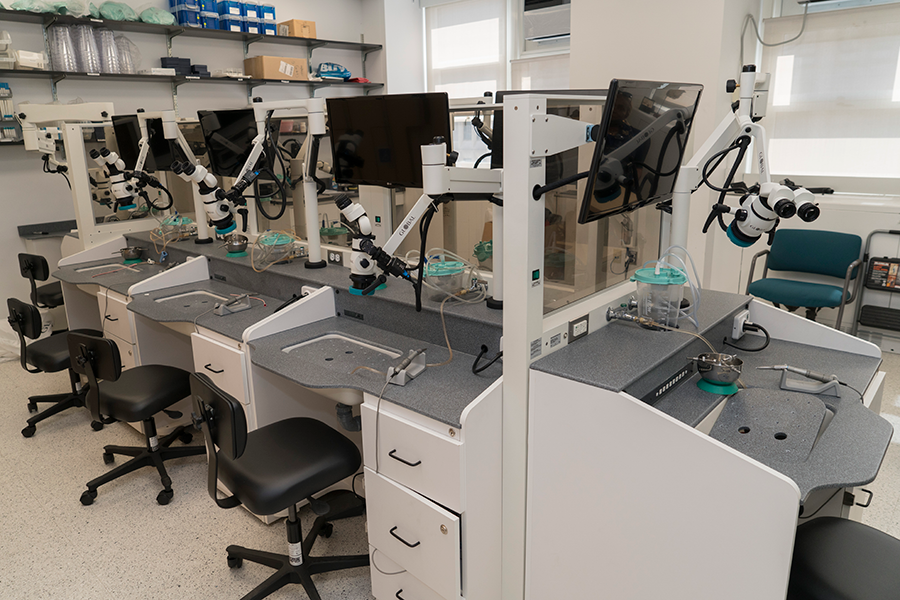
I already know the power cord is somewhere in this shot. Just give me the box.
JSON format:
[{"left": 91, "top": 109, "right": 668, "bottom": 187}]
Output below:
[{"left": 722, "top": 321, "right": 770, "bottom": 352}]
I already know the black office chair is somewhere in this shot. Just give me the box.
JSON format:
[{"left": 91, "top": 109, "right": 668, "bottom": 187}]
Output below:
[
  {"left": 7, "top": 298, "right": 102, "bottom": 437},
  {"left": 18, "top": 253, "right": 64, "bottom": 309},
  {"left": 788, "top": 516, "right": 900, "bottom": 599},
  {"left": 190, "top": 373, "right": 369, "bottom": 600},
  {"left": 67, "top": 332, "right": 205, "bottom": 506}
]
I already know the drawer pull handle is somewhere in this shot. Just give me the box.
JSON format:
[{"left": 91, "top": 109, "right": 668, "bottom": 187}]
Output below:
[
  {"left": 395, "top": 591, "right": 406, "bottom": 600},
  {"left": 204, "top": 364, "right": 224, "bottom": 374},
  {"left": 388, "top": 449, "right": 421, "bottom": 467},
  {"left": 389, "top": 526, "right": 420, "bottom": 548},
  {"left": 104, "top": 316, "right": 118, "bottom": 322}
]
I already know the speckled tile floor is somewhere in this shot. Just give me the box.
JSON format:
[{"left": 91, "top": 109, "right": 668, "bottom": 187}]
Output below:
[{"left": 0, "top": 359, "right": 373, "bottom": 600}]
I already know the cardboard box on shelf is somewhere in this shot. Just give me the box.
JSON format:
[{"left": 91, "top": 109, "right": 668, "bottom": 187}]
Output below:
[
  {"left": 243, "top": 55, "right": 309, "bottom": 81},
  {"left": 277, "top": 19, "right": 316, "bottom": 39}
]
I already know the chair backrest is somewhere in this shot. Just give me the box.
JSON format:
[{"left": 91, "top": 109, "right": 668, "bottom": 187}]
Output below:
[
  {"left": 66, "top": 332, "right": 122, "bottom": 423},
  {"left": 18, "top": 253, "right": 50, "bottom": 282},
  {"left": 7, "top": 298, "right": 43, "bottom": 373},
  {"left": 7, "top": 298, "right": 42, "bottom": 340},
  {"left": 767, "top": 229, "right": 863, "bottom": 279},
  {"left": 190, "top": 373, "right": 247, "bottom": 509},
  {"left": 19, "top": 254, "right": 50, "bottom": 306}
]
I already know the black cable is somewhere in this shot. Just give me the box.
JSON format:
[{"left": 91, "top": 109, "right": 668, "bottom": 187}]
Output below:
[
  {"left": 144, "top": 182, "right": 174, "bottom": 211},
  {"left": 253, "top": 110, "right": 288, "bottom": 222},
  {"left": 473, "top": 152, "right": 491, "bottom": 169},
  {"left": 532, "top": 170, "right": 590, "bottom": 200},
  {"left": 472, "top": 344, "right": 502, "bottom": 374},
  {"left": 413, "top": 204, "right": 438, "bottom": 313},
  {"left": 701, "top": 138, "right": 749, "bottom": 194},
  {"left": 722, "top": 322, "right": 770, "bottom": 352},
  {"left": 60, "top": 172, "right": 72, "bottom": 190},
  {"left": 839, "top": 381, "right": 864, "bottom": 402},
  {"left": 798, "top": 488, "right": 841, "bottom": 520}
]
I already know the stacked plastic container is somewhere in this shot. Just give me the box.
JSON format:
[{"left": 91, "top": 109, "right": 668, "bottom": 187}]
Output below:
[
  {"left": 260, "top": 3, "right": 276, "bottom": 35},
  {"left": 198, "top": 0, "right": 218, "bottom": 29},
  {"left": 170, "top": 0, "right": 201, "bottom": 27},
  {"left": 217, "top": 0, "right": 243, "bottom": 32}
]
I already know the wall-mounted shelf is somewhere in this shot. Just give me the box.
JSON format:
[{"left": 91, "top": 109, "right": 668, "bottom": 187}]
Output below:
[
  {"left": 0, "top": 8, "right": 384, "bottom": 109},
  {"left": 0, "top": 9, "right": 382, "bottom": 54}
]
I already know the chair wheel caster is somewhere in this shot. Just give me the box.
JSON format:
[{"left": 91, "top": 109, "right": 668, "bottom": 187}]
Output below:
[
  {"left": 227, "top": 556, "right": 243, "bottom": 569},
  {"left": 21, "top": 425, "right": 36, "bottom": 438},
  {"left": 178, "top": 432, "right": 193, "bottom": 444},
  {"left": 102, "top": 452, "right": 115, "bottom": 465},
  {"left": 318, "top": 523, "right": 334, "bottom": 538},
  {"left": 90, "top": 421, "right": 104, "bottom": 432},
  {"left": 157, "top": 489, "right": 173, "bottom": 505},
  {"left": 80, "top": 490, "right": 97, "bottom": 506},
  {"left": 27, "top": 402, "right": 37, "bottom": 413}
]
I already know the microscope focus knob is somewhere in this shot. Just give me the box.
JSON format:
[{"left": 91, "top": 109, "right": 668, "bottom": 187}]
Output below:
[
  {"left": 726, "top": 79, "right": 737, "bottom": 94},
  {"left": 432, "top": 136, "right": 445, "bottom": 145},
  {"left": 360, "top": 258, "right": 370, "bottom": 269}
]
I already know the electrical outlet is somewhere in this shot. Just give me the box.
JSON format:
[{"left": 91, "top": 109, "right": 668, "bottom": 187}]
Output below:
[
  {"left": 327, "top": 251, "right": 343, "bottom": 266},
  {"left": 732, "top": 309, "right": 749, "bottom": 340},
  {"left": 569, "top": 315, "right": 590, "bottom": 342}
]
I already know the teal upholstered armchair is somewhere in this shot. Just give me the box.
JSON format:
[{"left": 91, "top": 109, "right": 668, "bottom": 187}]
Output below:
[{"left": 745, "top": 229, "right": 864, "bottom": 329}]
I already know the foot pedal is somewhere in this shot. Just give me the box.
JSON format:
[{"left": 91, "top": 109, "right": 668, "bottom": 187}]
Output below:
[{"left": 308, "top": 496, "right": 330, "bottom": 516}]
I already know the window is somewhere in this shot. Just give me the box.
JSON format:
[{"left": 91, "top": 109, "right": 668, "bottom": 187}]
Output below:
[
  {"left": 425, "top": 0, "right": 507, "bottom": 99},
  {"left": 761, "top": 4, "right": 900, "bottom": 194}
]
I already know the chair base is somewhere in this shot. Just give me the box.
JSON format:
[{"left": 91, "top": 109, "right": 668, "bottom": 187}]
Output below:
[
  {"left": 22, "top": 370, "right": 94, "bottom": 437},
  {"left": 80, "top": 420, "right": 204, "bottom": 506},
  {"left": 226, "top": 491, "right": 369, "bottom": 600}
]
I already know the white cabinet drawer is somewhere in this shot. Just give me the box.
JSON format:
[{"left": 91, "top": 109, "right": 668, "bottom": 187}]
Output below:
[
  {"left": 369, "top": 546, "right": 447, "bottom": 600},
  {"left": 191, "top": 333, "right": 248, "bottom": 405},
  {"left": 362, "top": 403, "right": 463, "bottom": 512},
  {"left": 108, "top": 332, "right": 136, "bottom": 371},
  {"left": 365, "top": 468, "right": 461, "bottom": 600},
  {"left": 98, "top": 289, "right": 133, "bottom": 343}
]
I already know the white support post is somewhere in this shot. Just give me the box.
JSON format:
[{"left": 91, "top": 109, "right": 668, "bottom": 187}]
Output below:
[
  {"left": 491, "top": 202, "right": 504, "bottom": 304},
  {"left": 501, "top": 94, "right": 548, "bottom": 600}
]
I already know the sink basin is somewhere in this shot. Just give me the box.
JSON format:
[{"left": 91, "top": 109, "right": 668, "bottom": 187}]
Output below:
[
  {"left": 283, "top": 334, "right": 401, "bottom": 406},
  {"left": 153, "top": 290, "right": 229, "bottom": 309},
  {"left": 75, "top": 263, "right": 139, "bottom": 273}
]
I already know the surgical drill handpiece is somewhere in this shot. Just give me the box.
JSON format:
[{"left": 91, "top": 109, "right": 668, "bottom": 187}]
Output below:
[{"left": 757, "top": 365, "right": 836, "bottom": 383}]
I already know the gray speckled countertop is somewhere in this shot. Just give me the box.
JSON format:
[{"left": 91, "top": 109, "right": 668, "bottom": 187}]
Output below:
[
  {"left": 53, "top": 258, "right": 165, "bottom": 295},
  {"left": 249, "top": 316, "right": 502, "bottom": 428},
  {"left": 531, "top": 290, "right": 750, "bottom": 392},
  {"left": 127, "top": 279, "right": 280, "bottom": 342},
  {"left": 125, "top": 231, "right": 503, "bottom": 330}
]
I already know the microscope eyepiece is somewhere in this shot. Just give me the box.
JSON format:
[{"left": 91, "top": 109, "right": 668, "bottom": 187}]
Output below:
[
  {"left": 334, "top": 194, "right": 352, "bottom": 210},
  {"left": 797, "top": 202, "right": 820, "bottom": 223},
  {"left": 89, "top": 149, "right": 100, "bottom": 159},
  {"left": 773, "top": 198, "right": 796, "bottom": 219}
]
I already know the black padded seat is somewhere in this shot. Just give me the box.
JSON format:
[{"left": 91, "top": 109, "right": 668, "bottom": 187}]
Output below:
[
  {"left": 98, "top": 365, "right": 192, "bottom": 423},
  {"left": 218, "top": 418, "right": 362, "bottom": 516},
  {"left": 788, "top": 517, "right": 900, "bottom": 600},
  {"left": 36, "top": 281, "right": 63, "bottom": 308},
  {"left": 25, "top": 329, "right": 101, "bottom": 373}
]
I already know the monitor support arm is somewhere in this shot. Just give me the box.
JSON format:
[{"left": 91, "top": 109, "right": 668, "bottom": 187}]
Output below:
[{"left": 225, "top": 98, "right": 327, "bottom": 264}]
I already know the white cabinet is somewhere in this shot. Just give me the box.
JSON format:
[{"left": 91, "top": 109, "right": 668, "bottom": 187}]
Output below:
[
  {"left": 362, "top": 380, "right": 502, "bottom": 600},
  {"left": 366, "top": 468, "right": 461, "bottom": 600},
  {"left": 369, "top": 545, "right": 448, "bottom": 600},
  {"left": 98, "top": 289, "right": 134, "bottom": 343},
  {"left": 361, "top": 403, "right": 463, "bottom": 512},
  {"left": 191, "top": 332, "right": 249, "bottom": 407}
]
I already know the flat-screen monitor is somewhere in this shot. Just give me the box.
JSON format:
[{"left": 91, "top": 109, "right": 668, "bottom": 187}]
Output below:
[
  {"left": 111, "top": 115, "right": 178, "bottom": 172},
  {"left": 198, "top": 109, "right": 280, "bottom": 179},
  {"left": 326, "top": 92, "right": 452, "bottom": 189},
  {"left": 578, "top": 79, "right": 702, "bottom": 224}
]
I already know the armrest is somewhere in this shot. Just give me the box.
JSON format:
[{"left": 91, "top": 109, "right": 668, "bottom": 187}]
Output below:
[
  {"left": 836, "top": 258, "right": 864, "bottom": 330},
  {"left": 745, "top": 249, "right": 770, "bottom": 295}
]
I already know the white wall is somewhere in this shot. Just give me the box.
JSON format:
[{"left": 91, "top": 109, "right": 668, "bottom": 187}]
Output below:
[
  {"left": 569, "top": 0, "right": 772, "bottom": 292},
  {"left": 0, "top": 0, "right": 368, "bottom": 304},
  {"left": 362, "top": 0, "right": 426, "bottom": 94}
]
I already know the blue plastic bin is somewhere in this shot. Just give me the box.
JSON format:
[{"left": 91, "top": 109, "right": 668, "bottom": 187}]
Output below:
[
  {"left": 261, "top": 19, "right": 276, "bottom": 35},
  {"left": 198, "top": 0, "right": 216, "bottom": 12},
  {"left": 217, "top": 0, "right": 242, "bottom": 16},
  {"left": 259, "top": 3, "right": 274, "bottom": 20},
  {"left": 200, "top": 11, "right": 219, "bottom": 28},
  {"left": 244, "top": 16, "right": 260, "bottom": 34},
  {"left": 242, "top": 0, "right": 258, "bottom": 18},
  {"left": 169, "top": 0, "right": 199, "bottom": 9},
  {"left": 218, "top": 13, "right": 242, "bottom": 31},
  {"left": 172, "top": 4, "right": 201, "bottom": 27}
]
